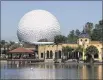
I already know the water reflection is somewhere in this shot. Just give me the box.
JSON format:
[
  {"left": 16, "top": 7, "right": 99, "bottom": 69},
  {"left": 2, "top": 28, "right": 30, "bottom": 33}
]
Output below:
[
  {"left": 1, "top": 61, "right": 103, "bottom": 79},
  {"left": 98, "top": 65, "right": 102, "bottom": 79}
]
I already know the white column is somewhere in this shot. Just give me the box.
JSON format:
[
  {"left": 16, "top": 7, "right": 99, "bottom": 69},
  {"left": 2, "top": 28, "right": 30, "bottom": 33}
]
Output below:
[
  {"left": 53, "top": 52, "right": 55, "bottom": 59},
  {"left": 99, "top": 52, "right": 102, "bottom": 62},
  {"left": 78, "top": 52, "right": 79, "bottom": 58}
]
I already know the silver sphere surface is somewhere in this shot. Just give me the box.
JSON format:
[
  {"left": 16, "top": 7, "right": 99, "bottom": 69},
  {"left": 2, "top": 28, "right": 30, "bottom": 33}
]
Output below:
[{"left": 17, "top": 10, "right": 60, "bottom": 44}]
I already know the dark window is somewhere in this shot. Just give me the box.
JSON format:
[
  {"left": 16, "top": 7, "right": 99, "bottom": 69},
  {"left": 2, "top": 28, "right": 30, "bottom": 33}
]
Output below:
[
  {"left": 85, "top": 39, "right": 87, "bottom": 41},
  {"left": 94, "top": 54, "right": 98, "bottom": 58},
  {"left": 55, "top": 52, "right": 57, "bottom": 59},
  {"left": 47, "top": 51, "right": 49, "bottom": 59},
  {"left": 58, "top": 50, "right": 61, "bottom": 58},
  {"left": 41, "top": 53, "right": 43, "bottom": 58},
  {"left": 50, "top": 51, "right": 53, "bottom": 59}
]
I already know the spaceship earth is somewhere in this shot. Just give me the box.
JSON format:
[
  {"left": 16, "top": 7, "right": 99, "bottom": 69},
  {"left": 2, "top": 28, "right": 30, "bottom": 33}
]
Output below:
[{"left": 17, "top": 10, "right": 61, "bottom": 44}]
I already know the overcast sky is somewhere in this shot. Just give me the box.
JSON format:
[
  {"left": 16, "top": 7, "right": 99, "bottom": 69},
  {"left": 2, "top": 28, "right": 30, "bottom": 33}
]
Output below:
[{"left": 1, "top": 1, "right": 102, "bottom": 42}]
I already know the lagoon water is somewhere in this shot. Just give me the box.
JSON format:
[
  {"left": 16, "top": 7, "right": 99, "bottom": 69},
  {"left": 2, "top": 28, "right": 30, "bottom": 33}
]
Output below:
[{"left": 1, "top": 61, "right": 103, "bottom": 79}]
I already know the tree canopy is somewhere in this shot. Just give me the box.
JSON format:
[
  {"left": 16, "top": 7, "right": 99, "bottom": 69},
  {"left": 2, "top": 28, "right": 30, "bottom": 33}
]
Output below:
[
  {"left": 54, "top": 35, "right": 67, "bottom": 44},
  {"left": 91, "top": 20, "right": 103, "bottom": 41},
  {"left": 67, "top": 30, "right": 78, "bottom": 43},
  {"left": 85, "top": 45, "right": 99, "bottom": 56}
]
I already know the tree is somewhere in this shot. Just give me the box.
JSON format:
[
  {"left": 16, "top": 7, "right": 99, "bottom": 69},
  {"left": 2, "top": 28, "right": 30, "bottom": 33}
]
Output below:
[
  {"left": 75, "top": 29, "right": 81, "bottom": 36},
  {"left": 74, "top": 45, "right": 83, "bottom": 60},
  {"left": 54, "top": 35, "right": 67, "bottom": 44},
  {"left": 0, "top": 40, "right": 7, "bottom": 54},
  {"left": 0, "top": 40, "right": 6, "bottom": 48},
  {"left": 9, "top": 43, "right": 21, "bottom": 50},
  {"left": 91, "top": 20, "right": 103, "bottom": 41},
  {"left": 91, "top": 29, "right": 101, "bottom": 41},
  {"left": 62, "top": 46, "right": 74, "bottom": 59},
  {"left": 54, "top": 35, "right": 67, "bottom": 61},
  {"left": 75, "top": 45, "right": 83, "bottom": 53},
  {"left": 85, "top": 45, "right": 99, "bottom": 63},
  {"left": 84, "top": 22, "right": 93, "bottom": 36},
  {"left": 9, "top": 41, "right": 15, "bottom": 46},
  {"left": 67, "top": 30, "right": 78, "bottom": 43}
]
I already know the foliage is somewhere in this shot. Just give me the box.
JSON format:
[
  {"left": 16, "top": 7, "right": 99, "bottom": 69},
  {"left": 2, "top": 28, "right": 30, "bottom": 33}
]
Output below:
[
  {"left": 85, "top": 45, "right": 99, "bottom": 63},
  {"left": 75, "top": 29, "right": 81, "bottom": 36},
  {"left": 54, "top": 35, "right": 67, "bottom": 44},
  {"left": 0, "top": 40, "right": 21, "bottom": 54},
  {"left": 67, "top": 20, "right": 103, "bottom": 42},
  {"left": 0, "top": 40, "right": 6, "bottom": 47},
  {"left": 67, "top": 30, "right": 78, "bottom": 43},
  {"left": 75, "top": 45, "right": 83, "bottom": 53},
  {"left": 62, "top": 46, "right": 74, "bottom": 56},
  {"left": 9, "top": 41, "right": 15, "bottom": 46},
  {"left": 67, "top": 20, "right": 102, "bottom": 42},
  {"left": 91, "top": 20, "right": 103, "bottom": 41},
  {"left": 84, "top": 22, "right": 93, "bottom": 36},
  {"left": 85, "top": 45, "right": 99, "bottom": 57}
]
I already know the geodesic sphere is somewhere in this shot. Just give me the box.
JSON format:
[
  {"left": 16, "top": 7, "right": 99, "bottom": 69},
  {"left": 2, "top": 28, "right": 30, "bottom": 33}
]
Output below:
[{"left": 17, "top": 10, "right": 60, "bottom": 43}]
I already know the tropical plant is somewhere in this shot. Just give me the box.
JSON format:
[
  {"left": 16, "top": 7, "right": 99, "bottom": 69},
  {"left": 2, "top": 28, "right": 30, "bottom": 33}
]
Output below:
[
  {"left": 62, "top": 46, "right": 74, "bottom": 59},
  {"left": 75, "top": 45, "right": 83, "bottom": 53},
  {"left": 85, "top": 45, "right": 99, "bottom": 63}
]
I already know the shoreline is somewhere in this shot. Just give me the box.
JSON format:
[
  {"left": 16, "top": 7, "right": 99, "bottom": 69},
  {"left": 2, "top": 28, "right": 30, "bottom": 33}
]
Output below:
[{"left": 0, "top": 60, "right": 103, "bottom": 65}]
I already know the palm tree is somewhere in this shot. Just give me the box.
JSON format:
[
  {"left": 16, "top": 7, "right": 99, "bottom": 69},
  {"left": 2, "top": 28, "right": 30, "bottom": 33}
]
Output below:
[{"left": 85, "top": 45, "right": 99, "bottom": 63}]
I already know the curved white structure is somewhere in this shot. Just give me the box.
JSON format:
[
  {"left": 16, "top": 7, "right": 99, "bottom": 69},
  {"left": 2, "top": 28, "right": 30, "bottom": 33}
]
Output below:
[{"left": 17, "top": 10, "right": 60, "bottom": 44}]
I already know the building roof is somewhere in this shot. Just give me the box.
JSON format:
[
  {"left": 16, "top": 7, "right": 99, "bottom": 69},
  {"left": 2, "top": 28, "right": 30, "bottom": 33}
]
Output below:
[
  {"left": 8, "top": 47, "right": 34, "bottom": 53},
  {"left": 79, "top": 32, "right": 90, "bottom": 38}
]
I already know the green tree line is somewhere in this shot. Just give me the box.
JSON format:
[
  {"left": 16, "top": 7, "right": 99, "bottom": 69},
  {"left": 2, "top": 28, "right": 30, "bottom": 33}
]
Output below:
[{"left": 54, "top": 19, "right": 103, "bottom": 43}]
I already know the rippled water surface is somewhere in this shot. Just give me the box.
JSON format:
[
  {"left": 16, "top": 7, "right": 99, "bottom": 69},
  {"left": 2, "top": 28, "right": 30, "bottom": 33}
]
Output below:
[{"left": 1, "top": 61, "right": 103, "bottom": 79}]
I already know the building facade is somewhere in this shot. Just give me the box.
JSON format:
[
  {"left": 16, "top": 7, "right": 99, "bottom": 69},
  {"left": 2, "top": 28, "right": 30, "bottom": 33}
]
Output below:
[{"left": 38, "top": 33, "right": 103, "bottom": 62}]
